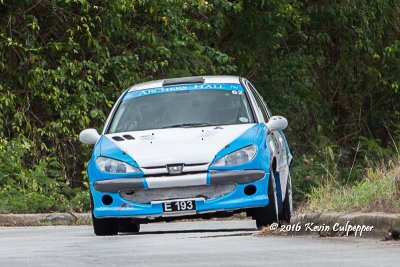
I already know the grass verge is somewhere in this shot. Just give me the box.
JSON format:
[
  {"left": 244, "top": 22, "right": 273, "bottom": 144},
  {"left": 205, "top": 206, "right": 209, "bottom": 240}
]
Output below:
[{"left": 306, "top": 162, "right": 400, "bottom": 213}]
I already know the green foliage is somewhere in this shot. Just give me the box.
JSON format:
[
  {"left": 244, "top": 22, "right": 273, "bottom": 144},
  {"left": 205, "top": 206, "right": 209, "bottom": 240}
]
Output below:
[
  {"left": 0, "top": 0, "right": 399, "bottom": 212},
  {"left": 223, "top": 1, "right": 400, "bottom": 202},
  {"left": 0, "top": 0, "right": 239, "bottom": 212},
  {"left": 226, "top": 0, "right": 400, "bottom": 149},
  {"left": 0, "top": 137, "right": 88, "bottom": 212}
]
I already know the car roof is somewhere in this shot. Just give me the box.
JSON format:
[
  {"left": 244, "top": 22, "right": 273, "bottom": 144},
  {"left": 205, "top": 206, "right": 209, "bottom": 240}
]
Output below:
[{"left": 128, "top": 75, "right": 241, "bottom": 92}]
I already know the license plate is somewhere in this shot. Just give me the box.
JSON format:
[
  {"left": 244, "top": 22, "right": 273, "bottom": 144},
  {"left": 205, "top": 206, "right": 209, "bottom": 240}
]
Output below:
[{"left": 162, "top": 200, "right": 196, "bottom": 213}]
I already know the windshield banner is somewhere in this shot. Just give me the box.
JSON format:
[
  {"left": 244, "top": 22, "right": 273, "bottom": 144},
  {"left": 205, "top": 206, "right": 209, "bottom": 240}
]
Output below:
[{"left": 123, "top": 83, "right": 244, "bottom": 101}]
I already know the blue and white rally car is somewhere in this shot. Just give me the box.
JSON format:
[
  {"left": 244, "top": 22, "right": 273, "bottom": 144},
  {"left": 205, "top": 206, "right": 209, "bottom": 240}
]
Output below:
[{"left": 80, "top": 76, "right": 293, "bottom": 235}]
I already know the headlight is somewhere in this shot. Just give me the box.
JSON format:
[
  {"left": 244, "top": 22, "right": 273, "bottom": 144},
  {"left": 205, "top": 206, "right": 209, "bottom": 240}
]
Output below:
[
  {"left": 211, "top": 145, "right": 257, "bottom": 167},
  {"left": 96, "top": 157, "right": 139, "bottom": 173}
]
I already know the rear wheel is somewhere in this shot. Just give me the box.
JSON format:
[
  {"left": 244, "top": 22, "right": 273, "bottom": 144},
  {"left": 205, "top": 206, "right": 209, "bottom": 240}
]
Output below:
[
  {"left": 279, "top": 173, "right": 293, "bottom": 223},
  {"left": 253, "top": 171, "right": 279, "bottom": 229},
  {"left": 90, "top": 193, "right": 118, "bottom": 236},
  {"left": 118, "top": 218, "right": 140, "bottom": 233}
]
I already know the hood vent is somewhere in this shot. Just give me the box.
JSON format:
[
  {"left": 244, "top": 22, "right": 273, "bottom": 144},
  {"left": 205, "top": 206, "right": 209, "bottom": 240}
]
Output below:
[
  {"left": 112, "top": 136, "right": 125, "bottom": 141},
  {"left": 111, "top": 135, "right": 135, "bottom": 142},
  {"left": 123, "top": 134, "right": 135, "bottom": 140}
]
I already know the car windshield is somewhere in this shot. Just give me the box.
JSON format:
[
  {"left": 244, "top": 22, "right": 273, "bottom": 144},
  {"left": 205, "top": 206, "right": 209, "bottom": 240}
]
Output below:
[{"left": 108, "top": 89, "right": 255, "bottom": 133}]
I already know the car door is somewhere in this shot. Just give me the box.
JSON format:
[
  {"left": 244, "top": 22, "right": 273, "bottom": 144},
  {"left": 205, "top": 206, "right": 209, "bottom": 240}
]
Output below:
[{"left": 244, "top": 80, "right": 289, "bottom": 204}]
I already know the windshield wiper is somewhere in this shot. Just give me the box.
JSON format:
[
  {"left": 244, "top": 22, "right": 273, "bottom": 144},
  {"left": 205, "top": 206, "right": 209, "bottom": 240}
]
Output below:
[{"left": 162, "top": 123, "right": 214, "bottom": 129}]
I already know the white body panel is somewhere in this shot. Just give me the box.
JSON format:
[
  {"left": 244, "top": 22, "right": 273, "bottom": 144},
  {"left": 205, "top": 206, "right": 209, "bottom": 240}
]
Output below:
[
  {"left": 98, "top": 75, "right": 290, "bottom": 201},
  {"left": 105, "top": 124, "right": 255, "bottom": 174},
  {"left": 142, "top": 164, "right": 209, "bottom": 175},
  {"left": 146, "top": 173, "right": 207, "bottom": 189}
]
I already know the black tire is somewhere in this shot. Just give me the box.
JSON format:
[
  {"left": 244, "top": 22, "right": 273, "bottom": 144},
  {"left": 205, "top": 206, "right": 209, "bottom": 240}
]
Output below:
[
  {"left": 253, "top": 171, "right": 279, "bottom": 229},
  {"left": 118, "top": 218, "right": 140, "bottom": 233},
  {"left": 90, "top": 193, "right": 118, "bottom": 236},
  {"left": 279, "top": 173, "right": 293, "bottom": 223}
]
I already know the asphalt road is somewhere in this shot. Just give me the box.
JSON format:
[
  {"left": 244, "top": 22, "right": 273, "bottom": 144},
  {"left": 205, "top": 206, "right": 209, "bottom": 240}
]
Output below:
[{"left": 0, "top": 220, "right": 398, "bottom": 267}]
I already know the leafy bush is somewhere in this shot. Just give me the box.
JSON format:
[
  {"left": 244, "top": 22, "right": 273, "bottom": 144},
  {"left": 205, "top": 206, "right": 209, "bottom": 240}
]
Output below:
[
  {"left": 0, "top": 0, "right": 239, "bottom": 213},
  {"left": 0, "top": 136, "right": 86, "bottom": 213},
  {"left": 0, "top": 1, "right": 399, "bottom": 212}
]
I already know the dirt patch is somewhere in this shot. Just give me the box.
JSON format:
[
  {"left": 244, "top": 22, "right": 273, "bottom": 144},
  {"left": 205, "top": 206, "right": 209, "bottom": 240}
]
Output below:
[{"left": 259, "top": 225, "right": 288, "bottom": 236}]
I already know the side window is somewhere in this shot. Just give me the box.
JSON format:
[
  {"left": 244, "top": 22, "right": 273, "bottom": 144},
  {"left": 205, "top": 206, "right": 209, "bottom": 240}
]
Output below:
[
  {"left": 257, "top": 91, "right": 272, "bottom": 119},
  {"left": 247, "top": 82, "right": 270, "bottom": 121}
]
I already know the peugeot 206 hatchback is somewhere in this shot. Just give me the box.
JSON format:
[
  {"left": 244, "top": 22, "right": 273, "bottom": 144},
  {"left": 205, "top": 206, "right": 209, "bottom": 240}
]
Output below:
[{"left": 80, "top": 76, "right": 293, "bottom": 235}]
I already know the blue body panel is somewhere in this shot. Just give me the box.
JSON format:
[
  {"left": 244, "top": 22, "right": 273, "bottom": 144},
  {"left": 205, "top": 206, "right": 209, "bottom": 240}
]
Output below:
[
  {"left": 91, "top": 175, "right": 269, "bottom": 218},
  {"left": 86, "top": 77, "right": 293, "bottom": 220},
  {"left": 88, "top": 123, "right": 277, "bottom": 218}
]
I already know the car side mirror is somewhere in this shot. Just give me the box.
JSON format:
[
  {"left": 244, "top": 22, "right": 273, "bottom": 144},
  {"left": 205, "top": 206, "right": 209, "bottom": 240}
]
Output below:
[
  {"left": 79, "top": 128, "right": 100, "bottom": 145},
  {"left": 266, "top": 116, "right": 288, "bottom": 132}
]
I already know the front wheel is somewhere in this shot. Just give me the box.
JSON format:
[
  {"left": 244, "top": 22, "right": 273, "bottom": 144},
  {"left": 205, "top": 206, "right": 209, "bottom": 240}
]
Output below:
[
  {"left": 90, "top": 193, "right": 118, "bottom": 236},
  {"left": 253, "top": 171, "right": 279, "bottom": 229}
]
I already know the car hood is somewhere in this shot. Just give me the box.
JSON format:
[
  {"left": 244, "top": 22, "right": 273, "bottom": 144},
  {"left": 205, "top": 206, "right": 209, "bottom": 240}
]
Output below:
[{"left": 102, "top": 124, "right": 257, "bottom": 168}]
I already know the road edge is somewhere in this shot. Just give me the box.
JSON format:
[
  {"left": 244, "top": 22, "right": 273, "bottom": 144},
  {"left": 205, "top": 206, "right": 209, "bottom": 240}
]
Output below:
[
  {"left": 0, "top": 212, "right": 248, "bottom": 227},
  {"left": 0, "top": 213, "right": 91, "bottom": 227},
  {"left": 1, "top": 212, "right": 399, "bottom": 239},
  {"left": 290, "top": 212, "right": 400, "bottom": 239}
]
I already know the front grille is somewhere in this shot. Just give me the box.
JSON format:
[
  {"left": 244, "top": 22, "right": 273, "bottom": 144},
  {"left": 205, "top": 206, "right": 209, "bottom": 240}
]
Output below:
[
  {"left": 119, "top": 183, "right": 236, "bottom": 204},
  {"left": 141, "top": 162, "right": 209, "bottom": 175},
  {"left": 141, "top": 162, "right": 209, "bottom": 169},
  {"left": 142, "top": 171, "right": 206, "bottom": 177}
]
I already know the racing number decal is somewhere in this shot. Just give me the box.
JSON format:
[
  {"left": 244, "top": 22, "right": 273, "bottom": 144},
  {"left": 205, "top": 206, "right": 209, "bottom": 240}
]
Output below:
[{"left": 231, "top": 90, "right": 244, "bottom": 95}]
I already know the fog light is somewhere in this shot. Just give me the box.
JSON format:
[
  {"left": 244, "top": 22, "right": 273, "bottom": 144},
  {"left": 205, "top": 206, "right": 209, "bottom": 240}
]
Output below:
[
  {"left": 244, "top": 185, "right": 257, "bottom": 196},
  {"left": 102, "top": 195, "right": 113, "bottom": 205}
]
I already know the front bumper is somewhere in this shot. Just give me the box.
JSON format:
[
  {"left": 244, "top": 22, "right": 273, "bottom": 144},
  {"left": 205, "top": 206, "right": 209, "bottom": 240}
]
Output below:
[
  {"left": 91, "top": 170, "right": 270, "bottom": 219},
  {"left": 94, "top": 170, "right": 265, "bottom": 192}
]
